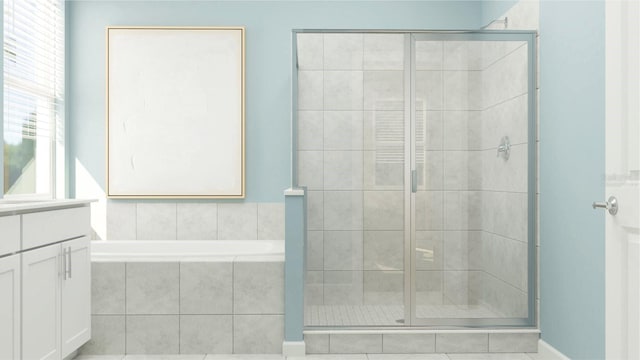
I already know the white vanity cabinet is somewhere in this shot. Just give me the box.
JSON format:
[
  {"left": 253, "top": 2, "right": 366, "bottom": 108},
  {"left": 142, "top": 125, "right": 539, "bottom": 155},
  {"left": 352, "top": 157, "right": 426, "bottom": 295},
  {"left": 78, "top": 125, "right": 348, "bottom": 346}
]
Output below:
[
  {"left": 0, "top": 201, "right": 92, "bottom": 360},
  {"left": 22, "top": 236, "right": 91, "bottom": 360},
  {"left": 0, "top": 254, "right": 21, "bottom": 360}
]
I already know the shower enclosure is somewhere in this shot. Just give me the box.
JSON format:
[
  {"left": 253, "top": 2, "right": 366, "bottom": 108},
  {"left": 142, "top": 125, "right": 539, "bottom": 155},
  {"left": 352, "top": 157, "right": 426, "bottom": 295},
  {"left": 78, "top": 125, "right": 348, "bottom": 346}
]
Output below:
[{"left": 293, "top": 31, "right": 536, "bottom": 328}]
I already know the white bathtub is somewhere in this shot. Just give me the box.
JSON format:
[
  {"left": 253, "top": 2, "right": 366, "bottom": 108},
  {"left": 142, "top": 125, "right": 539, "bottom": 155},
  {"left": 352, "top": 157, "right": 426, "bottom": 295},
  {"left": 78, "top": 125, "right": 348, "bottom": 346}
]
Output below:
[{"left": 91, "top": 240, "right": 284, "bottom": 262}]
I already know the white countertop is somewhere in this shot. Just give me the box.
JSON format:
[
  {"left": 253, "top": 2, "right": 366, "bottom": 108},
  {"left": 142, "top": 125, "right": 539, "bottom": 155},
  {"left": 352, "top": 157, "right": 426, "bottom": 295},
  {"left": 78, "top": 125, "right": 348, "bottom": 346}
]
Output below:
[{"left": 0, "top": 199, "right": 95, "bottom": 216}]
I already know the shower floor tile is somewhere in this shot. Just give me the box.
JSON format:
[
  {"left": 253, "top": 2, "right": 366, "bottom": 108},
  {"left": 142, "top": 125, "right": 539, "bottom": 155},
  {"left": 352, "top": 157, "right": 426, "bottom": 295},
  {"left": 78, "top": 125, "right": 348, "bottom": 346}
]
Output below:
[{"left": 304, "top": 304, "right": 501, "bottom": 326}]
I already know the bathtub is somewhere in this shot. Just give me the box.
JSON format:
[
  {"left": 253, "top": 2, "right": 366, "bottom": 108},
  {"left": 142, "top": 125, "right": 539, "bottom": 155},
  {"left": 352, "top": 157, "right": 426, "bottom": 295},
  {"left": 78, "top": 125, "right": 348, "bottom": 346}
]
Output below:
[
  {"left": 91, "top": 239, "right": 285, "bottom": 262},
  {"left": 84, "top": 239, "right": 286, "bottom": 354}
]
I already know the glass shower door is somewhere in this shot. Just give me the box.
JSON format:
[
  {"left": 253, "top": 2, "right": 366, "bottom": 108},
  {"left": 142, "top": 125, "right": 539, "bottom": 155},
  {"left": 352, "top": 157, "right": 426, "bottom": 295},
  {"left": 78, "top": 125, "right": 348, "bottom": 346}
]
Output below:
[
  {"left": 410, "top": 33, "right": 535, "bottom": 326},
  {"left": 297, "top": 32, "right": 408, "bottom": 327}
]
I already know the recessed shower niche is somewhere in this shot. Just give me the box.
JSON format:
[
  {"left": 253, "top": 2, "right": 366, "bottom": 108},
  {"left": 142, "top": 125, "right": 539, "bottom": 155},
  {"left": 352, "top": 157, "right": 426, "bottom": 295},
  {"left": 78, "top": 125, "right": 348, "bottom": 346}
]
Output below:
[{"left": 293, "top": 31, "right": 537, "bottom": 328}]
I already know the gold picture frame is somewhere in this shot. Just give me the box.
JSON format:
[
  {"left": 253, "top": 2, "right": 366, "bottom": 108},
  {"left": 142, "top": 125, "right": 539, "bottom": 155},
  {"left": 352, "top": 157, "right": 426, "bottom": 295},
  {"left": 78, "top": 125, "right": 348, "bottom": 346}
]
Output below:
[{"left": 106, "top": 26, "right": 245, "bottom": 198}]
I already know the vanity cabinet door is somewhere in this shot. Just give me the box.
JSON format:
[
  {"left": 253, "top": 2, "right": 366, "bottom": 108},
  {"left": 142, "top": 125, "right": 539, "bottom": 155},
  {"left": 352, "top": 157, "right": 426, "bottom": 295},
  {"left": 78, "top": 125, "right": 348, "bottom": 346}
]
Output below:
[
  {"left": 0, "top": 254, "right": 20, "bottom": 360},
  {"left": 61, "top": 236, "right": 91, "bottom": 357},
  {"left": 22, "top": 243, "right": 61, "bottom": 360}
]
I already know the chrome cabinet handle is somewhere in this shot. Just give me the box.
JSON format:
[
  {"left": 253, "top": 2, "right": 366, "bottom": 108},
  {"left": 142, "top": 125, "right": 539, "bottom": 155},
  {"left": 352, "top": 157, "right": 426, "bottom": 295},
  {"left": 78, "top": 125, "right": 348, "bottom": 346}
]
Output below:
[
  {"left": 592, "top": 196, "right": 618, "bottom": 215},
  {"left": 67, "top": 247, "right": 72, "bottom": 279}
]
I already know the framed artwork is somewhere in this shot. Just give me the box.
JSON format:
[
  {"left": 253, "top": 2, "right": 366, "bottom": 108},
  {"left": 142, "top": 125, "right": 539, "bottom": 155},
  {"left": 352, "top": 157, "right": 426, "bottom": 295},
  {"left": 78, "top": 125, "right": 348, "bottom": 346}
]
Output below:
[{"left": 106, "top": 26, "right": 245, "bottom": 198}]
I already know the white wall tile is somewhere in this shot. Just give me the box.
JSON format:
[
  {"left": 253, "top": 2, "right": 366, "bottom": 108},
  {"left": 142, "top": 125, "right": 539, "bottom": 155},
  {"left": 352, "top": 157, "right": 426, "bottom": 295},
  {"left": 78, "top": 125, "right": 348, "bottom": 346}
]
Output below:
[
  {"left": 444, "top": 111, "right": 482, "bottom": 151},
  {"left": 137, "top": 203, "right": 177, "bottom": 240},
  {"left": 417, "top": 111, "right": 444, "bottom": 151},
  {"left": 306, "top": 191, "right": 324, "bottom": 230},
  {"left": 180, "top": 262, "right": 232, "bottom": 314},
  {"left": 324, "top": 34, "right": 363, "bottom": 70},
  {"left": 79, "top": 315, "right": 126, "bottom": 355},
  {"left": 324, "top": 151, "right": 363, "bottom": 190},
  {"left": 126, "top": 315, "right": 179, "bottom": 354},
  {"left": 297, "top": 151, "right": 324, "bottom": 190},
  {"left": 363, "top": 150, "right": 404, "bottom": 190},
  {"left": 415, "top": 191, "right": 444, "bottom": 230},
  {"left": 435, "top": 333, "right": 488, "bottom": 353},
  {"left": 419, "top": 151, "right": 444, "bottom": 191},
  {"left": 363, "top": 230, "right": 404, "bottom": 271},
  {"left": 324, "top": 71, "right": 364, "bottom": 110},
  {"left": 415, "top": 231, "right": 443, "bottom": 271},
  {"left": 415, "top": 270, "right": 444, "bottom": 306},
  {"left": 444, "top": 231, "right": 483, "bottom": 271},
  {"left": 298, "top": 71, "right": 324, "bottom": 110},
  {"left": 323, "top": 231, "right": 363, "bottom": 271},
  {"left": 297, "top": 33, "right": 324, "bottom": 70},
  {"left": 443, "top": 270, "right": 470, "bottom": 306},
  {"left": 489, "top": 333, "right": 539, "bottom": 353},
  {"left": 180, "top": 315, "right": 232, "bottom": 354},
  {"left": 329, "top": 334, "right": 382, "bottom": 354},
  {"left": 126, "top": 263, "right": 179, "bottom": 314},
  {"left": 364, "top": 34, "right": 404, "bottom": 70},
  {"left": 483, "top": 44, "right": 528, "bottom": 109},
  {"left": 324, "top": 111, "right": 363, "bottom": 150},
  {"left": 323, "top": 270, "right": 363, "bottom": 305},
  {"left": 364, "top": 71, "right": 404, "bottom": 111},
  {"left": 305, "top": 271, "right": 324, "bottom": 306},
  {"left": 482, "top": 233, "right": 528, "bottom": 291},
  {"left": 305, "top": 333, "right": 329, "bottom": 354},
  {"left": 443, "top": 70, "right": 482, "bottom": 111},
  {"left": 363, "top": 270, "right": 403, "bottom": 305},
  {"left": 233, "top": 315, "right": 284, "bottom": 353},
  {"left": 363, "top": 110, "right": 404, "bottom": 150},
  {"left": 258, "top": 203, "right": 285, "bottom": 240},
  {"left": 177, "top": 203, "right": 217, "bottom": 240},
  {"left": 481, "top": 94, "right": 528, "bottom": 150},
  {"left": 107, "top": 201, "right": 136, "bottom": 240},
  {"left": 234, "top": 261, "right": 284, "bottom": 314},
  {"left": 416, "top": 41, "right": 443, "bottom": 71},
  {"left": 444, "top": 41, "right": 484, "bottom": 71},
  {"left": 298, "top": 111, "right": 324, "bottom": 150},
  {"left": 323, "top": 191, "right": 363, "bottom": 231},
  {"left": 382, "top": 334, "right": 436, "bottom": 354},
  {"left": 363, "top": 190, "right": 404, "bottom": 230},
  {"left": 92, "top": 262, "right": 125, "bottom": 314},
  {"left": 415, "top": 71, "right": 443, "bottom": 110},
  {"left": 307, "top": 231, "right": 324, "bottom": 270},
  {"left": 217, "top": 203, "right": 257, "bottom": 240}
]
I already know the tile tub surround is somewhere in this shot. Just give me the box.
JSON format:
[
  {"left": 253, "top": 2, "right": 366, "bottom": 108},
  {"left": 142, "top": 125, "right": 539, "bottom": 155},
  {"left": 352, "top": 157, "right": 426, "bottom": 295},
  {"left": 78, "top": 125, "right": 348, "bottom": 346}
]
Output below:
[
  {"left": 82, "top": 258, "right": 284, "bottom": 355},
  {"left": 106, "top": 202, "right": 284, "bottom": 241}
]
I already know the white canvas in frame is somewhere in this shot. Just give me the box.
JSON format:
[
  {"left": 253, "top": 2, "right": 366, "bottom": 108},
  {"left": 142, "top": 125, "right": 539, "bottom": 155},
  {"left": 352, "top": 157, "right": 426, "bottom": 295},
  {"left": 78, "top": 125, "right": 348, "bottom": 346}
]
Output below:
[{"left": 107, "top": 27, "right": 245, "bottom": 198}]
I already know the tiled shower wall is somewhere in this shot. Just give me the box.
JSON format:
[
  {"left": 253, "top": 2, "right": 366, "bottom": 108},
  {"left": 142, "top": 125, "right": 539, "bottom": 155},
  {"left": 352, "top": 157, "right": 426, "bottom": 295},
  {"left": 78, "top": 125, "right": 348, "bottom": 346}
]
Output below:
[
  {"left": 478, "top": 42, "right": 530, "bottom": 317},
  {"left": 105, "top": 202, "right": 285, "bottom": 240}
]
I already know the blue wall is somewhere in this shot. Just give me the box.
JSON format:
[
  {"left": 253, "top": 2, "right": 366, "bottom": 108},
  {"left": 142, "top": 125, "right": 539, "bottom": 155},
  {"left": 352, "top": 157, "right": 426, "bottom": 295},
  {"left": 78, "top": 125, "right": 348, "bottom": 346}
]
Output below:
[
  {"left": 66, "top": 0, "right": 483, "bottom": 202},
  {"left": 539, "top": 1, "right": 605, "bottom": 359}
]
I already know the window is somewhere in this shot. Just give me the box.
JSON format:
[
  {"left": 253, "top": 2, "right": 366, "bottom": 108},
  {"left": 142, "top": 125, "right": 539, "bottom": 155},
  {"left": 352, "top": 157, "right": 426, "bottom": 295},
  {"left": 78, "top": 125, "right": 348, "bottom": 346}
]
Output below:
[{"left": 3, "top": 0, "right": 64, "bottom": 198}]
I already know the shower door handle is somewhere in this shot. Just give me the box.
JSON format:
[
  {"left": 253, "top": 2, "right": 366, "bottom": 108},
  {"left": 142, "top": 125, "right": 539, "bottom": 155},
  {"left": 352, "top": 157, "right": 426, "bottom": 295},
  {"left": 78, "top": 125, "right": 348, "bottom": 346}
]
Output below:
[{"left": 411, "top": 170, "right": 417, "bottom": 193}]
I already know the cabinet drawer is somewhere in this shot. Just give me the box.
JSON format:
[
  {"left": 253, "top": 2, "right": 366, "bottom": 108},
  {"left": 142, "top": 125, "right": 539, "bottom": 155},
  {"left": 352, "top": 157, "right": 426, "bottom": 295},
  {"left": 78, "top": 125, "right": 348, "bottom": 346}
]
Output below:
[
  {"left": 0, "top": 216, "right": 20, "bottom": 256},
  {"left": 22, "top": 207, "right": 90, "bottom": 250}
]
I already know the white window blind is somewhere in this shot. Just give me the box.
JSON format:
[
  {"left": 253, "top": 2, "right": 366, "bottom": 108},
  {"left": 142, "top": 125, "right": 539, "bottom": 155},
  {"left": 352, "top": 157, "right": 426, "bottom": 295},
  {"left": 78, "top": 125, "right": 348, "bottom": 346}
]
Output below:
[{"left": 3, "top": 0, "right": 64, "bottom": 196}]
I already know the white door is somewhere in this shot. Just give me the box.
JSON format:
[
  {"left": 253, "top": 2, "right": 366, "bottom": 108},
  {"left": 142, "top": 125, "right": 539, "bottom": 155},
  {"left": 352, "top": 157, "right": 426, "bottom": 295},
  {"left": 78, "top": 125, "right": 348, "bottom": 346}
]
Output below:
[
  {"left": 61, "top": 236, "right": 91, "bottom": 357},
  {"left": 605, "top": 1, "right": 640, "bottom": 359},
  {"left": 0, "top": 254, "right": 21, "bottom": 360}
]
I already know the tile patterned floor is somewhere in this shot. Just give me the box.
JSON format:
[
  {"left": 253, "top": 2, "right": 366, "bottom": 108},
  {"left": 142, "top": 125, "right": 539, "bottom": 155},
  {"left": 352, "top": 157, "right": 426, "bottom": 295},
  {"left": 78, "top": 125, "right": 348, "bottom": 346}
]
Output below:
[{"left": 74, "top": 353, "right": 540, "bottom": 360}]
